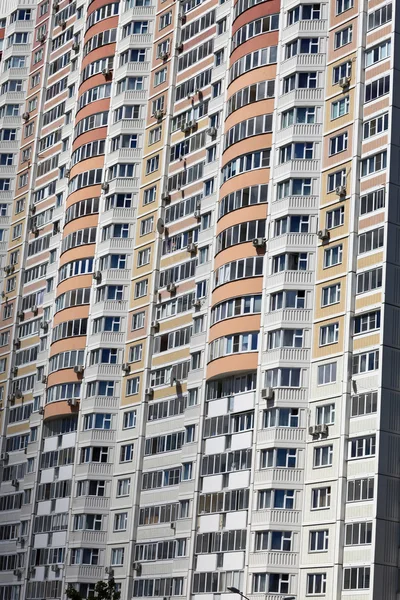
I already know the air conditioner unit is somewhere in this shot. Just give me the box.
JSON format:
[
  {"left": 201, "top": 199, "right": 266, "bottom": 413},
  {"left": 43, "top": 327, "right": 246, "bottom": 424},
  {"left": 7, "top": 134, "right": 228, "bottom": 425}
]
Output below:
[
  {"left": 175, "top": 42, "right": 183, "bottom": 52},
  {"left": 37, "top": 33, "right": 46, "bottom": 43},
  {"left": 16, "top": 537, "right": 24, "bottom": 545},
  {"left": 15, "top": 390, "right": 22, "bottom": 399},
  {"left": 12, "top": 366, "right": 18, "bottom": 376},
  {"left": 105, "top": 567, "right": 114, "bottom": 576},
  {"left": 17, "top": 311, "right": 24, "bottom": 320},
  {"left": 154, "top": 109, "right": 164, "bottom": 120},
  {"left": 53, "top": 1, "right": 60, "bottom": 11},
  {"left": 65, "top": 168, "right": 70, "bottom": 179},
  {"left": 150, "top": 320, "right": 159, "bottom": 332},
  {"left": 40, "top": 321, "right": 48, "bottom": 331},
  {"left": 58, "top": 19, "right": 67, "bottom": 28},
  {"left": 317, "top": 228, "right": 330, "bottom": 241},
  {"left": 194, "top": 210, "right": 201, "bottom": 219},
  {"left": 13, "top": 339, "right": 20, "bottom": 349},
  {"left": 335, "top": 185, "right": 346, "bottom": 197},
  {"left": 161, "top": 192, "right": 170, "bottom": 204},
  {"left": 122, "top": 363, "right": 131, "bottom": 374},
  {"left": 29, "top": 204, "right": 36, "bottom": 215},
  {"left": 207, "top": 126, "right": 217, "bottom": 137},
  {"left": 178, "top": 12, "right": 186, "bottom": 22},
  {"left": 38, "top": 407, "right": 44, "bottom": 415},
  {"left": 102, "top": 67, "right": 111, "bottom": 77},
  {"left": 261, "top": 387, "right": 274, "bottom": 400},
  {"left": 316, "top": 424, "right": 328, "bottom": 435},
  {"left": 41, "top": 375, "right": 47, "bottom": 384},
  {"left": 133, "top": 562, "right": 141, "bottom": 571},
  {"left": 3, "top": 265, "right": 11, "bottom": 275},
  {"left": 187, "top": 243, "right": 197, "bottom": 254},
  {"left": 13, "top": 569, "right": 22, "bottom": 577},
  {"left": 192, "top": 298, "right": 201, "bottom": 308},
  {"left": 166, "top": 282, "right": 176, "bottom": 293},
  {"left": 309, "top": 425, "right": 316, "bottom": 436},
  {"left": 74, "top": 365, "right": 84, "bottom": 374},
  {"left": 145, "top": 387, "right": 154, "bottom": 398},
  {"left": 31, "top": 226, "right": 39, "bottom": 235},
  {"left": 72, "top": 41, "right": 80, "bottom": 52},
  {"left": 101, "top": 182, "right": 109, "bottom": 192},
  {"left": 160, "top": 51, "right": 169, "bottom": 60},
  {"left": 339, "top": 76, "right": 350, "bottom": 88},
  {"left": 31, "top": 305, "right": 38, "bottom": 315},
  {"left": 0, "top": 452, "right": 9, "bottom": 462},
  {"left": 93, "top": 271, "right": 102, "bottom": 281},
  {"left": 7, "top": 393, "right": 15, "bottom": 402},
  {"left": 11, "top": 479, "right": 19, "bottom": 488},
  {"left": 22, "top": 112, "right": 30, "bottom": 121},
  {"left": 67, "top": 398, "right": 77, "bottom": 406},
  {"left": 253, "top": 237, "right": 266, "bottom": 248},
  {"left": 181, "top": 122, "right": 192, "bottom": 133},
  {"left": 51, "top": 565, "right": 59, "bottom": 572}
]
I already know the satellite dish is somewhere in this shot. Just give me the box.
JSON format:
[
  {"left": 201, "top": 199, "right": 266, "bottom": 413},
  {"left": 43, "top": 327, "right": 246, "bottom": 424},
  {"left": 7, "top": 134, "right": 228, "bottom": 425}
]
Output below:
[{"left": 156, "top": 218, "right": 165, "bottom": 234}]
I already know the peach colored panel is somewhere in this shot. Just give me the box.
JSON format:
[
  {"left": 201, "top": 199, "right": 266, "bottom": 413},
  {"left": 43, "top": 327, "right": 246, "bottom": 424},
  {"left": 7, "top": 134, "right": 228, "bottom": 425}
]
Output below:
[
  {"left": 359, "top": 172, "right": 386, "bottom": 193},
  {"left": 211, "top": 277, "right": 262, "bottom": 306},
  {"left": 359, "top": 212, "right": 384, "bottom": 231},
  {"left": 81, "top": 42, "right": 117, "bottom": 71},
  {"left": 206, "top": 352, "right": 258, "bottom": 379},
  {"left": 47, "top": 369, "right": 82, "bottom": 386},
  {"left": 58, "top": 246, "right": 94, "bottom": 268},
  {"left": 71, "top": 127, "right": 108, "bottom": 153},
  {"left": 230, "top": 31, "right": 279, "bottom": 63},
  {"left": 66, "top": 185, "right": 103, "bottom": 209},
  {"left": 209, "top": 314, "right": 261, "bottom": 342},
  {"left": 63, "top": 214, "right": 99, "bottom": 237},
  {"left": 75, "top": 98, "right": 111, "bottom": 123},
  {"left": 220, "top": 169, "right": 270, "bottom": 198},
  {"left": 363, "top": 97, "right": 389, "bottom": 119},
  {"left": 56, "top": 274, "right": 94, "bottom": 296},
  {"left": 214, "top": 241, "right": 264, "bottom": 270},
  {"left": 233, "top": 0, "right": 281, "bottom": 33},
  {"left": 227, "top": 64, "right": 277, "bottom": 96},
  {"left": 69, "top": 155, "right": 105, "bottom": 180},
  {"left": 222, "top": 133, "right": 272, "bottom": 166},
  {"left": 216, "top": 203, "right": 267, "bottom": 233},
  {"left": 44, "top": 400, "right": 78, "bottom": 421},
  {"left": 225, "top": 98, "right": 275, "bottom": 131},
  {"left": 52, "top": 305, "right": 90, "bottom": 327}
]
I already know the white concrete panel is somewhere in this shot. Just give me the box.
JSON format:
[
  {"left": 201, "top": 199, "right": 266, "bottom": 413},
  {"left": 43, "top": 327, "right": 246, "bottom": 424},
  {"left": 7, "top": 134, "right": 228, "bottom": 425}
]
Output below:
[
  {"left": 204, "top": 436, "right": 226, "bottom": 454},
  {"left": 198, "top": 514, "right": 220, "bottom": 532},
  {"left": 223, "top": 551, "right": 244, "bottom": 570},
  {"left": 201, "top": 474, "right": 223, "bottom": 492},
  {"left": 37, "top": 500, "right": 51, "bottom": 515},
  {"left": 229, "top": 470, "right": 250, "bottom": 489},
  {"left": 196, "top": 554, "right": 217, "bottom": 571},
  {"left": 230, "top": 431, "right": 252, "bottom": 450},
  {"left": 226, "top": 510, "right": 247, "bottom": 529},
  {"left": 207, "top": 398, "right": 227, "bottom": 417}
]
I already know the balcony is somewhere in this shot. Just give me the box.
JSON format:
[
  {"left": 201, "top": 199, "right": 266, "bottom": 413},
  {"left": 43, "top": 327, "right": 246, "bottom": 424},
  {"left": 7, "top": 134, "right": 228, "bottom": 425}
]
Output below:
[
  {"left": 109, "top": 118, "right": 146, "bottom": 137},
  {"left": 79, "top": 429, "right": 116, "bottom": 445},
  {"left": 268, "top": 232, "right": 315, "bottom": 252},
  {"left": 98, "top": 237, "right": 134, "bottom": 253},
  {"left": 115, "top": 61, "right": 151, "bottom": 81},
  {"left": 69, "top": 530, "right": 107, "bottom": 546},
  {"left": 267, "top": 269, "right": 314, "bottom": 288},
  {"left": 66, "top": 565, "right": 103, "bottom": 581},
  {"left": 75, "top": 463, "right": 113, "bottom": 477},
  {"left": 279, "top": 87, "right": 324, "bottom": 107},
  {"left": 254, "top": 468, "right": 303, "bottom": 485},
  {"left": 263, "top": 347, "right": 310, "bottom": 364},
  {"left": 118, "top": 33, "right": 153, "bottom": 52},
  {"left": 281, "top": 52, "right": 325, "bottom": 74},
  {"left": 0, "top": 141, "right": 19, "bottom": 151},
  {"left": 252, "top": 508, "right": 302, "bottom": 526},
  {"left": 0, "top": 166, "right": 16, "bottom": 177},
  {"left": 0, "top": 115, "right": 21, "bottom": 128},
  {"left": 100, "top": 268, "right": 131, "bottom": 283},
  {"left": 249, "top": 551, "right": 297, "bottom": 568},
  {"left": 120, "top": 5, "right": 156, "bottom": 25},
  {"left": 256, "top": 427, "right": 306, "bottom": 445},
  {"left": 275, "top": 123, "right": 322, "bottom": 145},
  {"left": 271, "top": 195, "right": 319, "bottom": 214},
  {"left": 274, "top": 158, "right": 320, "bottom": 179},
  {"left": 82, "top": 395, "right": 120, "bottom": 411},
  {"left": 0, "top": 91, "right": 26, "bottom": 105},
  {"left": 88, "top": 332, "right": 126, "bottom": 346},
  {"left": 107, "top": 177, "right": 140, "bottom": 192},
  {"left": 92, "top": 299, "right": 129, "bottom": 313},
  {"left": 265, "top": 308, "right": 312, "bottom": 325},
  {"left": 273, "top": 387, "right": 308, "bottom": 403},
  {"left": 282, "top": 18, "right": 327, "bottom": 40},
  {"left": 109, "top": 148, "right": 143, "bottom": 162},
  {"left": 119, "top": 89, "right": 148, "bottom": 103},
  {"left": 84, "top": 363, "right": 122, "bottom": 379}
]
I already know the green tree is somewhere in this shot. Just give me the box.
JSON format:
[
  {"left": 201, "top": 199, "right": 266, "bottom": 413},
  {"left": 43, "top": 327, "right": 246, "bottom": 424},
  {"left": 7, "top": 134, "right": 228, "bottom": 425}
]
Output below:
[{"left": 66, "top": 578, "right": 121, "bottom": 600}]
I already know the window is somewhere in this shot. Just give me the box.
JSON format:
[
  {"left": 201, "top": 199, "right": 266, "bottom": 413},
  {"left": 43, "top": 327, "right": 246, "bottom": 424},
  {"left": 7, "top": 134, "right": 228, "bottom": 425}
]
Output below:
[
  {"left": 319, "top": 323, "right": 339, "bottom": 346},
  {"left": 265, "top": 368, "right": 301, "bottom": 388},
  {"left": 331, "top": 96, "right": 349, "bottom": 119},
  {"left": 120, "top": 444, "right": 134, "bottom": 462},
  {"left": 365, "top": 75, "right": 390, "bottom": 103},
  {"left": 359, "top": 227, "right": 384, "bottom": 254},
  {"left": 261, "top": 448, "right": 297, "bottom": 469},
  {"left": 367, "top": 3, "right": 392, "bottom": 31},
  {"left": 351, "top": 392, "right": 377, "bottom": 417},
  {"left": 365, "top": 39, "right": 391, "bottom": 67},
  {"left": 134, "top": 279, "right": 148, "bottom": 299},
  {"left": 117, "top": 478, "right": 131, "bottom": 497},
  {"left": 307, "top": 573, "right": 327, "bottom": 595},
  {"left": 132, "top": 312, "right": 145, "bottom": 330},
  {"left": 361, "top": 151, "right": 387, "bottom": 176},
  {"left": 336, "top": 0, "right": 353, "bottom": 14},
  {"left": 322, "top": 283, "right": 341, "bottom": 306},
  {"left": 309, "top": 530, "right": 329, "bottom": 552},
  {"left": 316, "top": 404, "right": 335, "bottom": 425},
  {"left": 140, "top": 217, "right": 153, "bottom": 235},
  {"left": 123, "top": 410, "right": 137, "bottom": 429},
  {"left": 335, "top": 26, "right": 352, "bottom": 48},
  {"left": 111, "top": 548, "right": 124, "bottom": 566},
  {"left": 332, "top": 61, "right": 351, "bottom": 84},
  {"left": 348, "top": 435, "right": 375, "bottom": 459},
  {"left": 252, "top": 573, "right": 289, "bottom": 594},
  {"left": 345, "top": 522, "right": 372, "bottom": 545},
  {"left": 329, "top": 132, "right": 348, "bottom": 155},
  {"left": 354, "top": 310, "right": 380, "bottom": 334},
  {"left": 324, "top": 245, "right": 342, "bottom": 267},
  {"left": 357, "top": 266, "right": 382, "bottom": 294},
  {"left": 343, "top": 567, "right": 370, "bottom": 590},
  {"left": 326, "top": 206, "right": 344, "bottom": 229},
  {"left": 126, "top": 377, "right": 140, "bottom": 395},
  {"left": 287, "top": 3, "right": 320, "bottom": 24},
  {"left": 347, "top": 477, "right": 374, "bottom": 501},
  {"left": 268, "top": 329, "right": 303, "bottom": 349},
  {"left": 272, "top": 253, "right": 308, "bottom": 273},
  {"left": 311, "top": 487, "right": 331, "bottom": 509},
  {"left": 114, "top": 513, "right": 128, "bottom": 531},
  {"left": 257, "top": 489, "right": 294, "bottom": 510},
  {"left": 255, "top": 531, "right": 292, "bottom": 551},
  {"left": 364, "top": 113, "right": 388, "bottom": 140},
  {"left": 270, "top": 290, "right": 305, "bottom": 310},
  {"left": 352, "top": 350, "right": 379, "bottom": 375},
  {"left": 277, "top": 178, "right": 311, "bottom": 198},
  {"left": 317, "top": 362, "right": 337, "bottom": 385},
  {"left": 327, "top": 169, "right": 346, "bottom": 192},
  {"left": 154, "top": 68, "right": 167, "bottom": 86},
  {"left": 314, "top": 445, "right": 333, "bottom": 468}
]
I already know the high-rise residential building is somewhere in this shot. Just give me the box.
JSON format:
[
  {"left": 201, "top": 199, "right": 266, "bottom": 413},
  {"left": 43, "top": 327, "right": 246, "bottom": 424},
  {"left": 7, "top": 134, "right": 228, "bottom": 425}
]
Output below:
[{"left": 0, "top": 0, "right": 394, "bottom": 597}]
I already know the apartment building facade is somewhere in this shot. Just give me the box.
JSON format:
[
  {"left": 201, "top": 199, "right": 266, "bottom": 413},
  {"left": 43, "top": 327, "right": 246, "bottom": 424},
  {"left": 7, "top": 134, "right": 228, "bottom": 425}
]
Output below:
[{"left": 0, "top": 0, "right": 396, "bottom": 598}]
